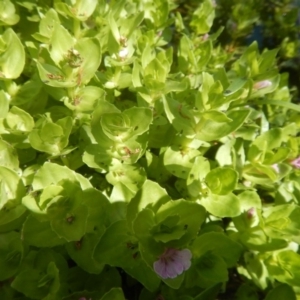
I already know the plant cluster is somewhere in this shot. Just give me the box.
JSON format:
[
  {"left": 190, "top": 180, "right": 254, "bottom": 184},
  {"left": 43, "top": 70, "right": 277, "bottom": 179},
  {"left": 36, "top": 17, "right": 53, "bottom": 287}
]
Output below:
[{"left": 0, "top": 0, "right": 300, "bottom": 299}]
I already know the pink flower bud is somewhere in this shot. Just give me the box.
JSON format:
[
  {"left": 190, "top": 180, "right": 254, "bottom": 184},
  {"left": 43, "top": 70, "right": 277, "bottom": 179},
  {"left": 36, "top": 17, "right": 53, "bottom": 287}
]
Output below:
[
  {"left": 291, "top": 157, "right": 300, "bottom": 169},
  {"left": 202, "top": 33, "right": 209, "bottom": 41},
  {"left": 253, "top": 80, "right": 272, "bottom": 90},
  {"left": 247, "top": 207, "right": 255, "bottom": 219}
]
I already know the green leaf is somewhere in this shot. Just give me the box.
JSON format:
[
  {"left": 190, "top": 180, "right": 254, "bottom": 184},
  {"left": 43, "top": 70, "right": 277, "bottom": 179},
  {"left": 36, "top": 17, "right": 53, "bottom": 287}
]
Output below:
[
  {"left": 205, "top": 167, "right": 238, "bottom": 195},
  {"left": 201, "top": 193, "right": 241, "bottom": 218},
  {"left": 33, "top": 8, "right": 60, "bottom": 42},
  {"left": 29, "top": 116, "right": 72, "bottom": 156},
  {"left": 106, "top": 162, "right": 146, "bottom": 196},
  {"left": 192, "top": 232, "right": 243, "bottom": 267},
  {"left": 242, "top": 252, "right": 270, "bottom": 290},
  {"left": 32, "top": 162, "right": 92, "bottom": 191},
  {"left": 194, "top": 283, "right": 223, "bottom": 300},
  {"left": 238, "top": 191, "right": 262, "bottom": 211},
  {"left": 144, "top": 57, "right": 168, "bottom": 84},
  {"left": 0, "top": 28, "right": 25, "bottom": 79},
  {"left": 47, "top": 195, "right": 89, "bottom": 242},
  {"left": 100, "top": 288, "right": 126, "bottom": 300},
  {"left": 264, "top": 283, "right": 296, "bottom": 300},
  {"left": 258, "top": 99, "right": 300, "bottom": 113},
  {"left": 0, "top": 203, "right": 26, "bottom": 233},
  {"left": 133, "top": 208, "right": 160, "bottom": 255},
  {"left": 187, "top": 156, "right": 210, "bottom": 197},
  {"left": 239, "top": 227, "right": 288, "bottom": 252},
  {"left": 248, "top": 128, "right": 283, "bottom": 163},
  {"left": 266, "top": 250, "right": 300, "bottom": 287},
  {"left": 64, "top": 86, "right": 105, "bottom": 112},
  {"left": 4, "top": 106, "right": 34, "bottom": 134},
  {"left": 22, "top": 215, "right": 65, "bottom": 247},
  {"left": 163, "top": 97, "right": 196, "bottom": 136},
  {"left": 11, "top": 79, "right": 43, "bottom": 106},
  {"left": 0, "top": 0, "right": 19, "bottom": 26},
  {"left": 0, "top": 166, "right": 25, "bottom": 210},
  {"left": 148, "top": 116, "right": 175, "bottom": 148},
  {"left": 190, "top": 0, "right": 215, "bottom": 34},
  {"left": 123, "top": 260, "right": 161, "bottom": 292},
  {"left": 127, "top": 180, "right": 171, "bottom": 230},
  {"left": 49, "top": 23, "right": 75, "bottom": 65},
  {"left": 0, "top": 139, "right": 19, "bottom": 171},
  {"left": 164, "top": 146, "right": 200, "bottom": 179},
  {"left": 37, "top": 62, "right": 77, "bottom": 88},
  {"left": 11, "top": 261, "right": 60, "bottom": 299},
  {"left": 66, "top": 228, "right": 105, "bottom": 274},
  {"left": 101, "top": 107, "right": 152, "bottom": 142},
  {"left": 154, "top": 199, "right": 206, "bottom": 246},
  {"left": 65, "top": 188, "right": 108, "bottom": 273},
  {"left": 0, "top": 231, "right": 23, "bottom": 280},
  {"left": 84, "top": 188, "right": 110, "bottom": 231},
  {"left": 187, "top": 252, "right": 228, "bottom": 288},
  {"left": 0, "top": 90, "right": 9, "bottom": 117},
  {"left": 250, "top": 76, "right": 280, "bottom": 99},
  {"left": 163, "top": 272, "right": 185, "bottom": 289},
  {"left": 196, "top": 109, "right": 250, "bottom": 141},
  {"left": 94, "top": 220, "right": 138, "bottom": 268},
  {"left": 263, "top": 204, "right": 300, "bottom": 244},
  {"left": 55, "top": 0, "right": 98, "bottom": 21},
  {"left": 75, "top": 37, "right": 102, "bottom": 85},
  {"left": 120, "top": 11, "right": 144, "bottom": 39}
]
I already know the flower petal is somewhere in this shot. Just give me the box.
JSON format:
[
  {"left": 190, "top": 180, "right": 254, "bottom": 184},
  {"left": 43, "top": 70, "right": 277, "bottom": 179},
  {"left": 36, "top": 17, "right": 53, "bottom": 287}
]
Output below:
[
  {"left": 253, "top": 80, "right": 272, "bottom": 90},
  {"left": 165, "top": 261, "right": 181, "bottom": 278},
  {"left": 154, "top": 259, "right": 168, "bottom": 279},
  {"left": 172, "top": 259, "right": 185, "bottom": 275},
  {"left": 291, "top": 157, "right": 300, "bottom": 168},
  {"left": 153, "top": 248, "right": 192, "bottom": 279},
  {"left": 174, "top": 249, "right": 192, "bottom": 270}
]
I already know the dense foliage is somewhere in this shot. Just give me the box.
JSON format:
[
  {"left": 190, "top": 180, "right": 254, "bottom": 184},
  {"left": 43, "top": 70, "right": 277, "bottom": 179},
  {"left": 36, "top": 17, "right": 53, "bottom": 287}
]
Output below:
[{"left": 0, "top": 0, "right": 300, "bottom": 299}]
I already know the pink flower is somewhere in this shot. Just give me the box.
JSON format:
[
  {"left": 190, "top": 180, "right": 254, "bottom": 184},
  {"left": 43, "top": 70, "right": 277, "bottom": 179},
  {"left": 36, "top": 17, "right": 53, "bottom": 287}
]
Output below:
[
  {"left": 253, "top": 80, "right": 272, "bottom": 90},
  {"left": 153, "top": 248, "right": 192, "bottom": 279},
  {"left": 202, "top": 33, "right": 209, "bottom": 41},
  {"left": 291, "top": 157, "right": 300, "bottom": 168},
  {"left": 247, "top": 207, "right": 255, "bottom": 219}
]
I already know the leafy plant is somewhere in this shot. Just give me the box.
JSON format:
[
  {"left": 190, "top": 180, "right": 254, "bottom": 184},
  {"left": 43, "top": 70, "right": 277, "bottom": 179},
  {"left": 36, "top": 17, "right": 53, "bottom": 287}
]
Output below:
[{"left": 0, "top": 0, "right": 300, "bottom": 299}]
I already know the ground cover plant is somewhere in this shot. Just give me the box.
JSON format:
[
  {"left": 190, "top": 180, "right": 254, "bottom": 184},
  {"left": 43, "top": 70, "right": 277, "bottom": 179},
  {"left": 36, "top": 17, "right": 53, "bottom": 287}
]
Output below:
[{"left": 1, "top": 0, "right": 300, "bottom": 299}]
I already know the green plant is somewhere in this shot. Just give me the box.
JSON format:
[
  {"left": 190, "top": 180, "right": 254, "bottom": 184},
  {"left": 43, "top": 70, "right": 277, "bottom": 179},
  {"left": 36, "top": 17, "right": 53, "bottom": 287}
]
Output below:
[{"left": 0, "top": 0, "right": 300, "bottom": 299}]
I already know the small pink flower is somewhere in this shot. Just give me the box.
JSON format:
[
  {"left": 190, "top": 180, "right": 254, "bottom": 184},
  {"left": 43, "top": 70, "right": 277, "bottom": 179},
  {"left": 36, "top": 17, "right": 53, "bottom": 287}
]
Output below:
[
  {"left": 291, "top": 157, "right": 300, "bottom": 168},
  {"left": 202, "top": 33, "right": 209, "bottom": 41},
  {"left": 253, "top": 80, "right": 272, "bottom": 90},
  {"left": 247, "top": 207, "right": 255, "bottom": 219},
  {"left": 153, "top": 248, "right": 192, "bottom": 279}
]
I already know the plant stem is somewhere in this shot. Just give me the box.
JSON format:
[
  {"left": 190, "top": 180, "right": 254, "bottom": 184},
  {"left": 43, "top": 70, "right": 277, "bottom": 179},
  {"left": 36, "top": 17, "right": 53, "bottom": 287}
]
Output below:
[{"left": 73, "top": 19, "right": 81, "bottom": 39}]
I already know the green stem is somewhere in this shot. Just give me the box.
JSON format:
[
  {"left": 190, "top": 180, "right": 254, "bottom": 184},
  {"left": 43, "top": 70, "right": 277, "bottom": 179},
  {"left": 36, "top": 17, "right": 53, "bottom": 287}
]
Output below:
[
  {"left": 257, "top": 100, "right": 300, "bottom": 112},
  {"left": 73, "top": 19, "right": 81, "bottom": 39}
]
